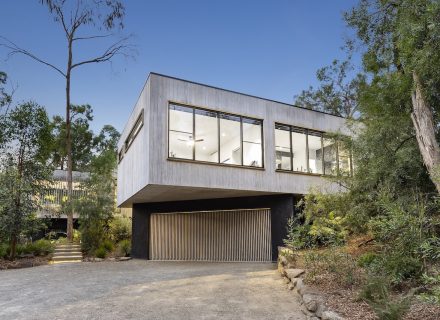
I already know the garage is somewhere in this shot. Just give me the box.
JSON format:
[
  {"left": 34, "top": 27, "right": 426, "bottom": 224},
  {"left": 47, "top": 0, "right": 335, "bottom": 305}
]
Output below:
[{"left": 149, "top": 208, "right": 272, "bottom": 261}]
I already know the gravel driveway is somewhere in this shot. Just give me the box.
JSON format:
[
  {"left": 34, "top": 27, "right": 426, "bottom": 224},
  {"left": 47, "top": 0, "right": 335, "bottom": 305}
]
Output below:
[{"left": 0, "top": 260, "right": 305, "bottom": 320}]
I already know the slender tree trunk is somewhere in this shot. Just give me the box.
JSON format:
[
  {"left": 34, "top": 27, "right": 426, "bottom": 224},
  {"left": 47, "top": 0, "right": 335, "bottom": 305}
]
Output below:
[
  {"left": 411, "top": 72, "right": 440, "bottom": 193},
  {"left": 66, "top": 38, "right": 74, "bottom": 241}
]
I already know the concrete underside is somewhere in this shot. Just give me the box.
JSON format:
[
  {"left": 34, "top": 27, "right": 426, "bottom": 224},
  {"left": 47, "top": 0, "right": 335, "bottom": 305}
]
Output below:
[{"left": 0, "top": 260, "right": 306, "bottom": 320}]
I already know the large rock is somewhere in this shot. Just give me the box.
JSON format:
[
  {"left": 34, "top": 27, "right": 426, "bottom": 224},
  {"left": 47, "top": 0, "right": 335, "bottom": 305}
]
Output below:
[
  {"left": 321, "top": 311, "right": 344, "bottom": 320},
  {"left": 302, "top": 294, "right": 323, "bottom": 313},
  {"left": 285, "top": 268, "right": 305, "bottom": 280}
]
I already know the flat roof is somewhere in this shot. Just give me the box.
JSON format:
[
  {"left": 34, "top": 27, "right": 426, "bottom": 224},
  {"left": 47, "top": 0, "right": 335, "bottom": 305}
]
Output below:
[{"left": 150, "top": 72, "right": 344, "bottom": 118}]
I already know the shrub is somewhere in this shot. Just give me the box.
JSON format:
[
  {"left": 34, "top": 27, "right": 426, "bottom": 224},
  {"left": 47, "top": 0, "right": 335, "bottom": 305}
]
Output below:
[
  {"left": 358, "top": 252, "right": 379, "bottom": 268},
  {"left": 73, "top": 229, "right": 81, "bottom": 243},
  {"left": 102, "top": 239, "right": 114, "bottom": 252},
  {"left": 95, "top": 246, "right": 107, "bottom": 259},
  {"left": 418, "top": 273, "right": 440, "bottom": 305},
  {"left": 116, "top": 239, "right": 131, "bottom": 257},
  {"left": 80, "top": 218, "right": 105, "bottom": 254},
  {"left": 0, "top": 243, "right": 8, "bottom": 259},
  {"left": 32, "top": 239, "right": 54, "bottom": 256},
  {"left": 109, "top": 216, "right": 132, "bottom": 242}
]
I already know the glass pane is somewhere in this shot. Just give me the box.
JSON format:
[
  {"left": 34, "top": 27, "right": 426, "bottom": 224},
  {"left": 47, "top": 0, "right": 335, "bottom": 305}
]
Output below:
[
  {"left": 169, "top": 104, "right": 193, "bottom": 159},
  {"left": 219, "top": 113, "right": 241, "bottom": 165},
  {"left": 275, "top": 124, "right": 291, "bottom": 170},
  {"left": 169, "top": 131, "right": 193, "bottom": 159},
  {"left": 308, "top": 131, "right": 323, "bottom": 174},
  {"left": 323, "top": 137, "right": 337, "bottom": 175},
  {"left": 338, "top": 141, "right": 352, "bottom": 176},
  {"left": 291, "top": 128, "right": 307, "bottom": 173},
  {"left": 169, "top": 104, "right": 193, "bottom": 133},
  {"left": 243, "top": 118, "right": 263, "bottom": 167},
  {"left": 195, "top": 109, "right": 218, "bottom": 163}
]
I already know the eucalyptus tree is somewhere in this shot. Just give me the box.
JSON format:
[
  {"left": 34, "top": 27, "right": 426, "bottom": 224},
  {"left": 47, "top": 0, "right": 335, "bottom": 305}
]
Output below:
[
  {"left": 0, "top": 0, "right": 134, "bottom": 240},
  {"left": 0, "top": 102, "right": 53, "bottom": 259}
]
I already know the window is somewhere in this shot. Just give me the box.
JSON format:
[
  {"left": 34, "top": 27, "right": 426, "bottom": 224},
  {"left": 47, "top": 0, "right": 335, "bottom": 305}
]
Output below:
[
  {"left": 118, "top": 149, "right": 124, "bottom": 163},
  {"left": 275, "top": 123, "right": 352, "bottom": 176},
  {"left": 125, "top": 110, "right": 144, "bottom": 151},
  {"left": 168, "top": 103, "right": 263, "bottom": 168}
]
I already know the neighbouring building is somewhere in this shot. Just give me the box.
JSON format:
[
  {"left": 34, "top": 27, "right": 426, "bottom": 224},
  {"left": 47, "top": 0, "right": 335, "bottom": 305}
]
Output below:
[{"left": 117, "top": 73, "right": 352, "bottom": 261}]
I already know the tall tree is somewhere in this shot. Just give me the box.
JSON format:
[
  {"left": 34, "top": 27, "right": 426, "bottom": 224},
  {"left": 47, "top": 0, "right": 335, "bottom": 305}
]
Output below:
[
  {"left": 295, "top": 59, "right": 366, "bottom": 118},
  {"left": 0, "top": 71, "right": 12, "bottom": 109},
  {"left": 0, "top": 102, "right": 53, "bottom": 259},
  {"left": 344, "top": 0, "right": 440, "bottom": 192},
  {"left": 0, "top": 0, "right": 133, "bottom": 240}
]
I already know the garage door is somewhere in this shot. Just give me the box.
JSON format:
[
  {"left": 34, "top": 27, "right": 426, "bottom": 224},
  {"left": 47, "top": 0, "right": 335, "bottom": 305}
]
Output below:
[{"left": 149, "top": 209, "right": 271, "bottom": 261}]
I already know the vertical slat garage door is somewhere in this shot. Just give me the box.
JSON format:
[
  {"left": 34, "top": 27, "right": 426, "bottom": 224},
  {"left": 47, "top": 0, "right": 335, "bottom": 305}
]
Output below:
[{"left": 149, "top": 209, "right": 271, "bottom": 261}]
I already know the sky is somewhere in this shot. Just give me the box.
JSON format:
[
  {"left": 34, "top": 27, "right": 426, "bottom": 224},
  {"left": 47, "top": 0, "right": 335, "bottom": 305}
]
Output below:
[{"left": 0, "top": 0, "right": 359, "bottom": 133}]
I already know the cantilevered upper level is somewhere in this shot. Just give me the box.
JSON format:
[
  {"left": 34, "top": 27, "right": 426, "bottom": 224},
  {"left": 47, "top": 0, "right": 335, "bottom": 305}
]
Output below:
[{"left": 117, "top": 73, "right": 351, "bottom": 207}]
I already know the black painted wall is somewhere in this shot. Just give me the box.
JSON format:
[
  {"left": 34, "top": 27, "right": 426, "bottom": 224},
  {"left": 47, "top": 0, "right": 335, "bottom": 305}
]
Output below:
[{"left": 131, "top": 194, "right": 301, "bottom": 261}]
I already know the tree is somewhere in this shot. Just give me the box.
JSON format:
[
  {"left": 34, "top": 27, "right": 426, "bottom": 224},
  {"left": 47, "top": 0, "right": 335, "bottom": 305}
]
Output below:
[
  {"left": 344, "top": 0, "right": 440, "bottom": 193},
  {"left": 295, "top": 59, "right": 366, "bottom": 118},
  {"left": 0, "top": 102, "right": 53, "bottom": 259},
  {"left": 0, "top": 71, "right": 12, "bottom": 109},
  {"left": 51, "top": 104, "right": 94, "bottom": 171},
  {"left": 0, "top": 0, "right": 134, "bottom": 240}
]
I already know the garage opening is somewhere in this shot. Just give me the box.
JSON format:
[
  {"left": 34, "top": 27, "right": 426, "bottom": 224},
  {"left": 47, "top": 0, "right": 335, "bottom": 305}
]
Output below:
[{"left": 149, "top": 208, "right": 271, "bottom": 261}]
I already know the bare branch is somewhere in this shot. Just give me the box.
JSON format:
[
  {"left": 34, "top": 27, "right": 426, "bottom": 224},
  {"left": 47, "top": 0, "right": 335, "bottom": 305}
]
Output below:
[
  {"left": 0, "top": 36, "right": 66, "bottom": 78},
  {"left": 71, "top": 36, "right": 134, "bottom": 69},
  {"left": 73, "top": 34, "right": 112, "bottom": 41}
]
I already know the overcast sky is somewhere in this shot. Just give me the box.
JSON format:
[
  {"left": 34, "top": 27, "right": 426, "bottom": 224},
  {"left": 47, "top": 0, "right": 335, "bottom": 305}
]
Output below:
[{"left": 0, "top": 0, "right": 359, "bottom": 133}]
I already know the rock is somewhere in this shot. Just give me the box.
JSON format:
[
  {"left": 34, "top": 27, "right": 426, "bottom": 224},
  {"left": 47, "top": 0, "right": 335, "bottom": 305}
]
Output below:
[
  {"left": 19, "top": 253, "right": 35, "bottom": 259},
  {"left": 285, "top": 268, "right": 305, "bottom": 280},
  {"left": 108, "top": 257, "right": 116, "bottom": 261},
  {"left": 296, "top": 278, "right": 304, "bottom": 294},
  {"left": 94, "top": 258, "right": 104, "bottom": 262},
  {"left": 315, "top": 303, "right": 327, "bottom": 318},
  {"left": 118, "top": 256, "right": 132, "bottom": 261},
  {"left": 288, "top": 282, "right": 295, "bottom": 290},
  {"left": 321, "top": 311, "right": 344, "bottom": 320},
  {"left": 309, "top": 317, "right": 320, "bottom": 320},
  {"left": 298, "top": 285, "right": 321, "bottom": 296},
  {"left": 283, "top": 276, "right": 291, "bottom": 284},
  {"left": 302, "top": 294, "right": 322, "bottom": 312},
  {"left": 279, "top": 255, "right": 288, "bottom": 266}
]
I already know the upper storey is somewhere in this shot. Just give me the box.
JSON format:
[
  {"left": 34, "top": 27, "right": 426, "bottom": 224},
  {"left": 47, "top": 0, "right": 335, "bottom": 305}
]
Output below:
[{"left": 117, "top": 73, "right": 351, "bottom": 207}]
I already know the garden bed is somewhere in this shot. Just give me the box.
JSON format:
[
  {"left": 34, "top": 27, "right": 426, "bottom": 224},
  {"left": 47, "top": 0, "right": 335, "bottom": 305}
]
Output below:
[{"left": 0, "top": 255, "right": 52, "bottom": 270}]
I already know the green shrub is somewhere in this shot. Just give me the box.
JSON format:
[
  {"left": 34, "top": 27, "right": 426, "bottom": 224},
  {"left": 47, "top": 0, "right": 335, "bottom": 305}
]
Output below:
[
  {"left": 80, "top": 218, "right": 105, "bottom": 254},
  {"left": 418, "top": 273, "right": 440, "bottom": 305},
  {"left": 109, "top": 216, "right": 132, "bottom": 242},
  {"left": 73, "top": 229, "right": 81, "bottom": 243},
  {"left": 359, "top": 276, "right": 411, "bottom": 320},
  {"left": 31, "top": 239, "right": 54, "bottom": 256},
  {"left": 116, "top": 239, "right": 131, "bottom": 257},
  {"left": 95, "top": 246, "right": 107, "bottom": 259},
  {"left": 0, "top": 243, "right": 8, "bottom": 259},
  {"left": 102, "top": 239, "right": 114, "bottom": 252},
  {"left": 358, "top": 252, "right": 379, "bottom": 268}
]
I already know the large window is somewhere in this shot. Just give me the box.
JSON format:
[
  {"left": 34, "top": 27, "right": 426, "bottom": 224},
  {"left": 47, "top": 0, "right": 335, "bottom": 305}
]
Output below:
[
  {"left": 169, "top": 103, "right": 264, "bottom": 168},
  {"left": 275, "top": 123, "right": 352, "bottom": 176}
]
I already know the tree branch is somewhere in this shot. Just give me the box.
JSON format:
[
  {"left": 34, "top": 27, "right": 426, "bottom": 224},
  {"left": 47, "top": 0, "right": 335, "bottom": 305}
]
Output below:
[
  {"left": 71, "top": 36, "right": 133, "bottom": 69},
  {"left": 0, "top": 36, "right": 66, "bottom": 78},
  {"left": 73, "top": 34, "right": 112, "bottom": 41}
]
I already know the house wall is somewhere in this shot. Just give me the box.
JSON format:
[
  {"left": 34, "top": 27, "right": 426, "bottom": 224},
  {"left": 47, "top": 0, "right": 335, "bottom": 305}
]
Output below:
[{"left": 118, "top": 73, "right": 350, "bottom": 207}]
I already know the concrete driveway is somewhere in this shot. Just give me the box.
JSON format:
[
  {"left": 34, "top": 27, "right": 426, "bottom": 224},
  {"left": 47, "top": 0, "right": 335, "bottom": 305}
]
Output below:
[{"left": 0, "top": 260, "right": 306, "bottom": 320}]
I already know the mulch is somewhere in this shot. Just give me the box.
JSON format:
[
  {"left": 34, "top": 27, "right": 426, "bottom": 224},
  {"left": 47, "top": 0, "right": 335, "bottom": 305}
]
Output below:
[{"left": 0, "top": 256, "right": 51, "bottom": 270}]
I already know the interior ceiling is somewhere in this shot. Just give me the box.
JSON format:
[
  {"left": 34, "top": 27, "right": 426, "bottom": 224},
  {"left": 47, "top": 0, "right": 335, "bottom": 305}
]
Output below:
[
  {"left": 276, "top": 130, "right": 322, "bottom": 151},
  {"left": 119, "top": 184, "right": 280, "bottom": 208}
]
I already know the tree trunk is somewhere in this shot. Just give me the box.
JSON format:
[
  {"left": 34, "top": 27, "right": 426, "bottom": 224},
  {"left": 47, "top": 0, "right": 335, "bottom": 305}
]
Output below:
[
  {"left": 9, "top": 233, "right": 17, "bottom": 260},
  {"left": 411, "top": 72, "right": 440, "bottom": 193},
  {"left": 66, "top": 39, "right": 74, "bottom": 242}
]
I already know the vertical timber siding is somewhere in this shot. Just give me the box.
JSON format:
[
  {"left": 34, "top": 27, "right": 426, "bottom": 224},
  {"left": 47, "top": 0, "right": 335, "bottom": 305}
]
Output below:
[{"left": 149, "top": 209, "right": 271, "bottom": 261}]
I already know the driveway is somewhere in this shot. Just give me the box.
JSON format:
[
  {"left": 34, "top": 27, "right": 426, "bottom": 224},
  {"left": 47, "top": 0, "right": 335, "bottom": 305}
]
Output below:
[{"left": 0, "top": 260, "right": 306, "bottom": 320}]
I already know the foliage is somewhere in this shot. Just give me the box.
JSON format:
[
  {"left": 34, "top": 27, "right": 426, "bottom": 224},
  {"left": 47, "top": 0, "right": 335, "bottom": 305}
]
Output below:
[
  {"left": 359, "top": 276, "right": 412, "bottom": 320},
  {"left": 95, "top": 246, "right": 107, "bottom": 259},
  {"left": 116, "top": 239, "right": 131, "bottom": 257},
  {"left": 0, "top": 71, "right": 11, "bottom": 109},
  {"left": 109, "top": 216, "right": 132, "bottom": 243},
  {"left": 73, "top": 229, "right": 81, "bottom": 243},
  {"left": 358, "top": 252, "right": 379, "bottom": 268},
  {"left": 0, "top": 102, "right": 53, "bottom": 259},
  {"left": 28, "top": 239, "right": 54, "bottom": 256},
  {"left": 102, "top": 239, "right": 114, "bottom": 252},
  {"left": 295, "top": 59, "right": 366, "bottom": 118},
  {"left": 303, "top": 248, "right": 363, "bottom": 288},
  {"left": 285, "top": 191, "right": 350, "bottom": 249},
  {"left": 0, "top": 243, "right": 7, "bottom": 259},
  {"left": 418, "top": 273, "right": 440, "bottom": 305}
]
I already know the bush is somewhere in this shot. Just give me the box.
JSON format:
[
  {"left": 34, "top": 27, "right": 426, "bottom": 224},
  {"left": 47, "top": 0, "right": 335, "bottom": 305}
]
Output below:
[
  {"left": 30, "top": 239, "right": 54, "bottom": 256},
  {"left": 109, "top": 216, "right": 131, "bottom": 242},
  {"left": 102, "top": 239, "right": 114, "bottom": 252},
  {"left": 116, "top": 239, "right": 131, "bottom": 257},
  {"left": 95, "top": 246, "right": 107, "bottom": 259},
  {"left": 73, "top": 229, "right": 81, "bottom": 243},
  {"left": 0, "top": 243, "right": 8, "bottom": 259},
  {"left": 358, "top": 252, "right": 379, "bottom": 268},
  {"left": 80, "top": 218, "right": 105, "bottom": 254}
]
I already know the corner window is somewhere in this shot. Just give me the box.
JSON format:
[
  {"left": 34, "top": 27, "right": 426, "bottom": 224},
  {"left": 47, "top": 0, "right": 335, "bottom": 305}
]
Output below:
[
  {"left": 275, "top": 123, "right": 352, "bottom": 176},
  {"left": 168, "top": 103, "right": 263, "bottom": 168},
  {"left": 125, "top": 110, "right": 144, "bottom": 151}
]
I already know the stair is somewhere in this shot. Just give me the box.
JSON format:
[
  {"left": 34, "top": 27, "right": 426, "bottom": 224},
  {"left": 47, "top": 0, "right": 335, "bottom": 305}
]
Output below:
[{"left": 51, "top": 243, "right": 82, "bottom": 264}]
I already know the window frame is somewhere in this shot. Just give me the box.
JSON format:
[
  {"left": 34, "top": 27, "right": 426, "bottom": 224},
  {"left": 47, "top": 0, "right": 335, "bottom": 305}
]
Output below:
[
  {"left": 274, "top": 122, "right": 352, "bottom": 177},
  {"left": 167, "top": 102, "right": 265, "bottom": 169},
  {"left": 124, "top": 110, "right": 144, "bottom": 152}
]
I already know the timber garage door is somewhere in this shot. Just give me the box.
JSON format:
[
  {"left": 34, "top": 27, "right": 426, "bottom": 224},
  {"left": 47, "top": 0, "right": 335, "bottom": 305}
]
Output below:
[{"left": 149, "top": 209, "right": 271, "bottom": 261}]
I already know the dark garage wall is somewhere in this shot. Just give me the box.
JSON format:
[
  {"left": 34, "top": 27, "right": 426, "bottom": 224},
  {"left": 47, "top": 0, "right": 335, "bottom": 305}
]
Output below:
[{"left": 132, "top": 194, "right": 301, "bottom": 261}]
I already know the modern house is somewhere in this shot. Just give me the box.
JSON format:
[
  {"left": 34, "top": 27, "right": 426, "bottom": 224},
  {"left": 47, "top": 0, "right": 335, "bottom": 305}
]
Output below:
[{"left": 117, "top": 73, "right": 351, "bottom": 261}]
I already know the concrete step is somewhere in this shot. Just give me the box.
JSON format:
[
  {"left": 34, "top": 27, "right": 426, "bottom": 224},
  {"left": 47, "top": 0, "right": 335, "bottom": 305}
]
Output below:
[
  {"left": 56, "top": 244, "right": 81, "bottom": 249},
  {"left": 53, "top": 251, "right": 82, "bottom": 257},
  {"left": 52, "top": 255, "right": 83, "bottom": 261},
  {"left": 54, "top": 248, "right": 82, "bottom": 252}
]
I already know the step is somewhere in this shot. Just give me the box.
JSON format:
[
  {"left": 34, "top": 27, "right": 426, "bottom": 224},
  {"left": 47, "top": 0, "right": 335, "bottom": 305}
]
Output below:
[
  {"left": 56, "top": 245, "right": 81, "bottom": 248},
  {"left": 54, "top": 248, "right": 82, "bottom": 253},
  {"left": 51, "top": 260, "right": 82, "bottom": 264},
  {"left": 53, "top": 252, "right": 82, "bottom": 257},
  {"left": 52, "top": 255, "right": 83, "bottom": 261}
]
